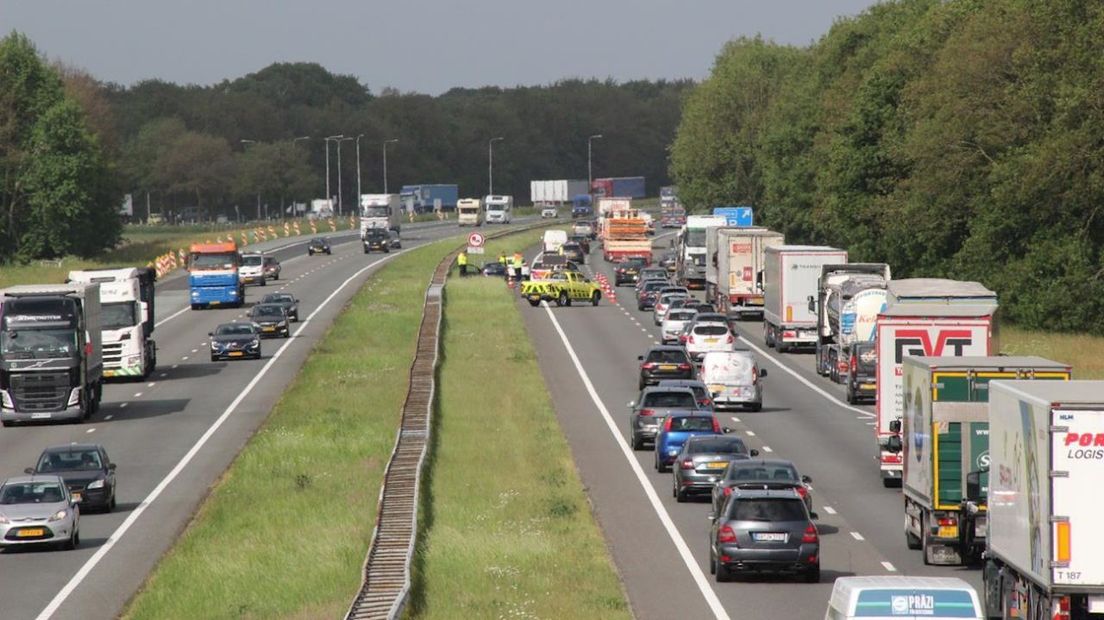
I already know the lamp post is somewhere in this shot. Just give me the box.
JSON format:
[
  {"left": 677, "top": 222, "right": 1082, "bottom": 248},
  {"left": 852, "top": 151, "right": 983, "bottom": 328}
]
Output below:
[
  {"left": 587, "top": 134, "right": 603, "bottom": 193},
  {"left": 240, "top": 139, "right": 261, "bottom": 221},
  {"left": 355, "top": 134, "right": 365, "bottom": 208},
  {"left": 488, "top": 136, "right": 504, "bottom": 195},
  {"left": 324, "top": 135, "right": 344, "bottom": 214},
  {"left": 383, "top": 138, "right": 399, "bottom": 194},
  {"left": 335, "top": 137, "right": 354, "bottom": 215}
]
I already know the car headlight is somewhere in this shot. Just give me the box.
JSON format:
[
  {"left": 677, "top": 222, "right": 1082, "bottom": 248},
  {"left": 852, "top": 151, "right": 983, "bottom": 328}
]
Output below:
[
  {"left": 229, "top": 290, "right": 238, "bottom": 297},
  {"left": 87, "top": 479, "right": 105, "bottom": 490},
  {"left": 191, "top": 291, "right": 199, "bottom": 298},
  {"left": 48, "top": 509, "right": 68, "bottom": 522},
  {"left": 0, "top": 513, "right": 8, "bottom": 524},
  {"left": 67, "top": 388, "right": 81, "bottom": 407},
  {"left": 279, "top": 321, "right": 287, "bottom": 327},
  {"left": 250, "top": 339, "right": 260, "bottom": 348},
  {"left": 211, "top": 342, "right": 221, "bottom": 350},
  {"left": 668, "top": 448, "right": 680, "bottom": 455}
]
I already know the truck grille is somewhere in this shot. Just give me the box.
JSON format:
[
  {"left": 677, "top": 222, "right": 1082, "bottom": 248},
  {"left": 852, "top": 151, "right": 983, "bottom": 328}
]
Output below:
[
  {"left": 103, "top": 342, "right": 124, "bottom": 367},
  {"left": 10, "top": 371, "right": 70, "bottom": 412}
]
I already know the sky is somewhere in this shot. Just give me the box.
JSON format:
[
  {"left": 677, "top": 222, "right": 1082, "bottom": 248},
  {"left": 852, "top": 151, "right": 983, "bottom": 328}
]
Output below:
[{"left": 3, "top": 0, "right": 881, "bottom": 94}]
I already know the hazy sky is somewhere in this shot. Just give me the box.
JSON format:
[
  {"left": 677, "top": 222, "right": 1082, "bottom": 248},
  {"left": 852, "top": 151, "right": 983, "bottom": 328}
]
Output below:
[{"left": 4, "top": 1, "right": 880, "bottom": 94}]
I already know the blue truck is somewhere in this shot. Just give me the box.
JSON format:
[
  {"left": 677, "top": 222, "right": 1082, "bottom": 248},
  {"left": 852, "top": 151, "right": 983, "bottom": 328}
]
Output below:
[
  {"left": 400, "top": 184, "right": 459, "bottom": 213},
  {"left": 188, "top": 242, "right": 244, "bottom": 309},
  {"left": 571, "top": 194, "right": 593, "bottom": 218},
  {"left": 592, "top": 176, "right": 646, "bottom": 199}
]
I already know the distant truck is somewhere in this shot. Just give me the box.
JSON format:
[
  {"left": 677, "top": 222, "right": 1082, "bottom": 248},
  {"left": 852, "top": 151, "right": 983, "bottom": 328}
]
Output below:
[
  {"left": 484, "top": 195, "right": 513, "bottom": 224},
  {"left": 811, "top": 264, "right": 891, "bottom": 381},
  {"left": 707, "top": 228, "right": 785, "bottom": 320},
  {"left": 530, "top": 180, "right": 588, "bottom": 206},
  {"left": 660, "top": 200, "right": 686, "bottom": 228},
  {"left": 310, "top": 198, "right": 334, "bottom": 219},
  {"left": 894, "top": 356, "right": 1071, "bottom": 567},
  {"left": 67, "top": 267, "right": 157, "bottom": 381},
  {"left": 400, "top": 184, "right": 459, "bottom": 213},
  {"left": 359, "top": 194, "right": 402, "bottom": 236},
  {"left": 456, "top": 198, "right": 483, "bottom": 226},
  {"left": 188, "top": 242, "right": 243, "bottom": 309},
  {"left": 676, "top": 215, "right": 727, "bottom": 290},
  {"left": 874, "top": 279, "right": 999, "bottom": 487},
  {"left": 979, "top": 380, "right": 1104, "bottom": 620},
  {"left": 762, "top": 245, "right": 848, "bottom": 353},
  {"left": 571, "top": 194, "right": 593, "bottom": 218},
  {"left": 0, "top": 284, "right": 103, "bottom": 425},
  {"left": 591, "top": 176, "right": 646, "bottom": 199},
  {"left": 601, "top": 209, "right": 652, "bottom": 264}
]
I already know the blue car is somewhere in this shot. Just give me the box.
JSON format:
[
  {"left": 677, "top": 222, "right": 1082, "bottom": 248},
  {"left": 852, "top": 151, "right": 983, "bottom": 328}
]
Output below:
[{"left": 653, "top": 412, "right": 725, "bottom": 473}]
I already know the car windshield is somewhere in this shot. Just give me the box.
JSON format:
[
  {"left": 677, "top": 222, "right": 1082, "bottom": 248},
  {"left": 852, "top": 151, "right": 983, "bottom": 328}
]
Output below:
[
  {"left": 263, "top": 295, "right": 293, "bottom": 304},
  {"left": 253, "top": 306, "right": 284, "bottom": 318},
  {"left": 726, "top": 464, "right": 799, "bottom": 483},
  {"left": 0, "top": 482, "right": 64, "bottom": 504},
  {"left": 101, "top": 301, "right": 138, "bottom": 330},
  {"left": 660, "top": 294, "right": 688, "bottom": 304},
  {"left": 366, "top": 230, "right": 388, "bottom": 239},
  {"left": 642, "top": 392, "right": 696, "bottom": 408},
  {"left": 310, "top": 239, "right": 327, "bottom": 246},
  {"left": 38, "top": 450, "right": 102, "bottom": 472},
  {"left": 647, "top": 350, "right": 689, "bottom": 364},
  {"left": 216, "top": 324, "right": 255, "bottom": 336},
  {"left": 667, "top": 416, "right": 714, "bottom": 432},
  {"left": 694, "top": 325, "right": 729, "bottom": 336},
  {"left": 688, "top": 438, "right": 747, "bottom": 454},
  {"left": 242, "top": 256, "right": 263, "bottom": 266},
  {"left": 0, "top": 328, "right": 77, "bottom": 358},
  {"left": 667, "top": 310, "right": 697, "bottom": 322},
  {"left": 643, "top": 282, "right": 667, "bottom": 292},
  {"left": 730, "top": 498, "right": 807, "bottom": 522}
]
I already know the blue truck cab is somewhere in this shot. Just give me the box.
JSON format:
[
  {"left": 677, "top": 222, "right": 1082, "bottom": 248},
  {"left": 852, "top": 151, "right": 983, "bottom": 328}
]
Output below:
[
  {"left": 188, "top": 242, "right": 243, "bottom": 309},
  {"left": 571, "top": 194, "right": 593, "bottom": 218}
]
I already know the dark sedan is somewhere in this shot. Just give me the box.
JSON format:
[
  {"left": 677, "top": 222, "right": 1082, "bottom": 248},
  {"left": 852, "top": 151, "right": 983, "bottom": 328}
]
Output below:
[
  {"left": 260, "top": 292, "right": 299, "bottom": 322},
  {"left": 636, "top": 279, "right": 670, "bottom": 311},
  {"left": 638, "top": 345, "right": 696, "bottom": 390},
  {"left": 308, "top": 237, "right": 331, "bottom": 255},
  {"left": 363, "top": 229, "right": 391, "bottom": 253},
  {"left": 615, "top": 258, "right": 646, "bottom": 286},
  {"left": 209, "top": 322, "right": 262, "bottom": 360},
  {"left": 28, "top": 444, "right": 116, "bottom": 512},
  {"left": 672, "top": 436, "right": 757, "bottom": 502},
  {"left": 561, "top": 242, "right": 586, "bottom": 264},
  {"left": 249, "top": 304, "right": 291, "bottom": 338},
  {"left": 482, "top": 262, "right": 508, "bottom": 277}
]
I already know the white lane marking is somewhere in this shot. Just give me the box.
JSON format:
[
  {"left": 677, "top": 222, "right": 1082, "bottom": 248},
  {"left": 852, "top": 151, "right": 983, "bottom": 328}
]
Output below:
[
  {"left": 190, "top": 349, "right": 197, "bottom": 354},
  {"left": 730, "top": 416, "right": 741, "bottom": 423},
  {"left": 540, "top": 302, "right": 730, "bottom": 620},
  {"left": 761, "top": 445, "right": 773, "bottom": 453},
  {"left": 153, "top": 307, "right": 188, "bottom": 328},
  {"left": 146, "top": 382, "right": 155, "bottom": 388},
  {"left": 85, "top": 428, "right": 95, "bottom": 434},
  {"left": 171, "top": 364, "right": 179, "bottom": 370},
  {"left": 118, "top": 403, "right": 127, "bottom": 409},
  {"left": 881, "top": 561, "right": 897, "bottom": 572},
  {"left": 734, "top": 336, "right": 875, "bottom": 418},
  {"left": 104, "top": 415, "right": 113, "bottom": 420},
  {"left": 745, "top": 430, "right": 756, "bottom": 437},
  {"left": 158, "top": 373, "right": 167, "bottom": 379},
  {"left": 850, "top": 532, "right": 865, "bottom": 541},
  {"left": 823, "top": 506, "right": 837, "bottom": 515},
  {"left": 181, "top": 356, "right": 188, "bottom": 361},
  {"left": 132, "top": 392, "right": 142, "bottom": 398},
  {"left": 35, "top": 241, "right": 413, "bottom": 620}
]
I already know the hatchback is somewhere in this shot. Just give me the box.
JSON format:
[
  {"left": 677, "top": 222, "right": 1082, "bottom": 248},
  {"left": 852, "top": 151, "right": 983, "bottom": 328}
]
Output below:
[
  {"left": 685, "top": 323, "right": 736, "bottom": 361},
  {"left": 662, "top": 309, "right": 698, "bottom": 344},
  {"left": 672, "top": 436, "right": 758, "bottom": 502},
  {"left": 636, "top": 280, "right": 670, "bottom": 311},
  {"left": 654, "top": 413, "right": 725, "bottom": 473},
  {"left": 628, "top": 387, "right": 703, "bottom": 450},
  {"left": 653, "top": 292, "right": 690, "bottom": 325},
  {"left": 0, "top": 475, "right": 80, "bottom": 550},
  {"left": 657, "top": 379, "right": 714, "bottom": 409},
  {"left": 711, "top": 459, "right": 813, "bottom": 518},
  {"left": 308, "top": 237, "right": 331, "bottom": 255},
  {"left": 363, "top": 229, "right": 391, "bottom": 253},
  {"left": 710, "top": 489, "right": 820, "bottom": 582},
  {"left": 249, "top": 304, "right": 291, "bottom": 338},
  {"left": 638, "top": 346, "right": 695, "bottom": 390}
]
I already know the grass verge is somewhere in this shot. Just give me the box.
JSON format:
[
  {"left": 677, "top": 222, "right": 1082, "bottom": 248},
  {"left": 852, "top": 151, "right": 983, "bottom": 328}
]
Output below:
[
  {"left": 405, "top": 234, "right": 629, "bottom": 619},
  {"left": 1001, "top": 325, "right": 1104, "bottom": 379}
]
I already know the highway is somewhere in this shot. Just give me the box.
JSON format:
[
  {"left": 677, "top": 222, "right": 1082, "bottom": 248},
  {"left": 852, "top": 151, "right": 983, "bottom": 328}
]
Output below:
[
  {"left": 0, "top": 219, "right": 497, "bottom": 620},
  {"left": 518, "top": 237, "right": 984, "bottom": 620}
]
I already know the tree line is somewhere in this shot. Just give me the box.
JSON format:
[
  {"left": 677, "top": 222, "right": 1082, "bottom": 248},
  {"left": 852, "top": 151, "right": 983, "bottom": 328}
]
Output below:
[{"left": 670, "top": 0, "right": 1104, "bottom": 334}]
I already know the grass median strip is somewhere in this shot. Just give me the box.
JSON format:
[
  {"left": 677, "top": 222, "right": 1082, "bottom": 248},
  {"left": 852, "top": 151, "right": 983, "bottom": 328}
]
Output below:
[{"left": 406, "top": 235, "right": 628, "bottom": 619}]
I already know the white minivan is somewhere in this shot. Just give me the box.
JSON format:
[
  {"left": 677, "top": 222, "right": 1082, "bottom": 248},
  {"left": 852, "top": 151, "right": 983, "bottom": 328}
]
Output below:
[
  {"left": 699, "top": 350, "right": 764, "bottom": 411},
  {"left": 825, "top": 576, "right": 983, "bottom": 620}
]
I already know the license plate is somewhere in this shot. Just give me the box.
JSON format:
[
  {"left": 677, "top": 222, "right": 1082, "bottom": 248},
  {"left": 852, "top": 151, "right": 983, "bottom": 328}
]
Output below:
[
  {"left": 17, "top": 528, "right": 44, "bottom": 537},
  {"left": 228, "top": 351, "right": 244, "bottom": 357},
  {"left": 528, "top": 295, "right": 541, "bottom": 302},
  {"left": 708, "top": 384, "right": 726, "bottom": 393},
  {"left": 658, "top": 364, "right": 677, "bottom": 371},
  {"left": 262, "top": 327, "right": 275, "bottom": 332},
  {"left": 706, "top": 462, "right": 728, "bottom": 469},
  {"left": 706, "top": 338, "right": 718, "bottom": 344},
  {"left": 938, "top": 526, "right": 959, "bottom": 539},
  {"left": 210, "top": 301, "right": 220, "bottom": 306},
  {"left": 31, "top": 412, "right": 51, "bottom": 419},
  {"left": 753, "top": 532, "right": 787, "bottom": 542},
  {"left": 860, "top": 384, "right": 876, "bottom": 391}
]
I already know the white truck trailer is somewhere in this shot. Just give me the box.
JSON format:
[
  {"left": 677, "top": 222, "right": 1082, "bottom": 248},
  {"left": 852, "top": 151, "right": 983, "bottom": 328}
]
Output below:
[
  {"left": 706, "top": 227, "right": 784, "bottom": 320},
  {"left": 762, "top": 245, "right": 848, "bottom": 352},
  {"left": 67, "top": 267, "right": 157, "bottom": 380},
  {"left": 359, "top": 194, "right": 402, "bottom": 237},
  {"left": 979, "top": 380, "right": 1104, "bottom": 619}
]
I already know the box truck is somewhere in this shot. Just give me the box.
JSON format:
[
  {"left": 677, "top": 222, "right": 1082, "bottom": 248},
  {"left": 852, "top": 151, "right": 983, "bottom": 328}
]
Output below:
[
  {"left": 762, "top": 245, "right": 848, "bottom": 352},
  {"left": 978, "top": 381, "right": 1104, "bottom": 620},
  {"left": 706, "top": 228, "right": 784, "bottom": 320},
  {"left": 676, "top": 215, "right": 727, "bottom": 290},
  {"left": 358, "top": 194, "right": 402, "bottom": 236},
  {"left": 895, "top": 356, "right": 1071, "bottom": 566}
]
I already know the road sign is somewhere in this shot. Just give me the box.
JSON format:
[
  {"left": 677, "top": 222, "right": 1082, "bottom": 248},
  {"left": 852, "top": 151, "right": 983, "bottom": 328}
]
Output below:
[
  {"left": 467, "top": 232, "right": 485, "bottom": 247},
  {"left": 466, "top": 246, "right": 485, "bottom": 254},
  {"left": 712, "top": 206, "right": 754, "bottom": 227}
]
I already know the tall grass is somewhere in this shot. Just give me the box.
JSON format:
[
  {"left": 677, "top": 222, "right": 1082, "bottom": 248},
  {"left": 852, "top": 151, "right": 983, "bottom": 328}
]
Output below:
[{"left": 1001, "top": 325, "right": 1104, "bottom": 379}]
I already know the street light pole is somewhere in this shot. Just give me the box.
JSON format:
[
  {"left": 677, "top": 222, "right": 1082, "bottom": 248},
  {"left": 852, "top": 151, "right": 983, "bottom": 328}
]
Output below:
[
  {"left": 587, "top": 134, "right": 603, "bottom": 193},
  {"left": 383, "top": 138, "right": 399, "bottom": 194},
  {"left": 324, "top": 134, "right": 343, "bottom": 214},
  {"left": 355, "top": 134, "right": 365, "bottom": 209},
  {"left": 335, "top": 137, "right": 353, "bottom": 216},
  {"left": 488, "top": 136, "right": 504, "bottom": 196}
]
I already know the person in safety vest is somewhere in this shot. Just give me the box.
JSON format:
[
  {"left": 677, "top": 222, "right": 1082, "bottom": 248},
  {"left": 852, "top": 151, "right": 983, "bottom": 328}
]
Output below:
[
  {"left": 457, "top": 250, "right": 469, "bottom": 277},
  {"left": 511, "top": 253, "right": 523, "bottom": 281},
  {"left": 498, "top": 253, "right": 507, "bottom": 265}
]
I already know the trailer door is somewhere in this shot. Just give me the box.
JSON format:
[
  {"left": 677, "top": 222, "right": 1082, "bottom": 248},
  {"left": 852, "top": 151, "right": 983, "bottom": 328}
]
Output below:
[{"left": 1051, "top": 408, "right": 1104, "bottom": 588}]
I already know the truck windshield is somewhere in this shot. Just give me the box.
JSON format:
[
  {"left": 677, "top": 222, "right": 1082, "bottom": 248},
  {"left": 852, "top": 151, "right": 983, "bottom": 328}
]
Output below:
[
  {"left": 361, "top": 207, "right": 390, "bottom": 217},
  {"left": 0, "top": 328, "right": 78, "bottom": 359},
  {"left": 459, "top": 208, "right": 478, "bottom": 214},
  {"left": 102, "top": 302, "right": 138, "bottom": 330},
  {"left": 686, "top": 230, "right": 707, "bottom": 247},
  {"left": 191, "top": 253, "right": 237, "bottom": 270}
]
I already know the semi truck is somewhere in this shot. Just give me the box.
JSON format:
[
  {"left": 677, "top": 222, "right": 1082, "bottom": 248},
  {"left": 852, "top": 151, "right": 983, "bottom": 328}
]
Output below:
[
  {"left": 67, "top": 267, "right": 157, "bottom": 381},
  {"left": 188, "top": 242, "right": 243, "bottom": 309},
  {"left": 811, "top": 264, "right": 891, "bottom": 381},
  {"left": 676, "top": 215, "right": 727, "bottom": 290},
  {"left": 660, "top": 200, "right": 686, "bottom": 228},
  {"left": 874, "top": 283, "right": 999, "bottom": 487},
  {"left": 359, "top": 194, "right": 402, "bottom": 237},
  {"left": 400, "top": 184, "right": 459, "bottom": 213},
  {"left": 530, "top": 180, "right": 588, "bottom": 206},
  {"left": 591, "top": 176, "right": 646, "bottom": 199},
  {"left": 456, "top": 198, "right": 483, "bottom": 226},
  {"left": 0, "top": 284, "right": 103, "bottom": 425},
  {"left": 979, "top": 380, "right": 1104, "bottom": 620},
  {"left": 762, "top": 245, "right": 848, "bottom": 353},
  {"left": 484, "top": 195, "right": 513, "bottom": 223},
  {"left": 706, "top": 227, "right": 784, "bottom": 320},
  {"left": 600, "top": 208, "right": 651, "bottom": 264},
  {"left": 571, "top": 194, "right": 593, "bottom": 218},
  {"left": 894, "top": 356, "right": 1071, "bottom": 567}
]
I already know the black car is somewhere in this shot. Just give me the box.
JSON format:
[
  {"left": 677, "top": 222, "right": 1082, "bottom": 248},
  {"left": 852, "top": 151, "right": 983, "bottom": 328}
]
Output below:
[
  {"left": 615, "top": 259, "right": 646, "bottom": 287},
  {"left": 568, "top": 234, "right": 591, "bottom": 254},
  {"left": 561, "top": 242, "right": 586, "bottom": 264},
  {"left": 710, "top": 458, "right": 814, "bottom": 519},
  {"left": 209, "top": 322, "right": 262, "bottom": 360},
  {"left": 260, "top": 293, "right": 299, "bottom": 322},
  {"left": 363, "top": 229, "right": 391, "bottom": 253},
  {"left": 249, "top": 303, "right": 291, "bottom": 338},
  {"left": 845, "top": 342, "right": 877, "bottom": 404},
  {"left": 29, "top": 444, "right": 116, "bottom": 512},
  {"left": 638, "top": 345, "right": 696, "bottom": 390},
  {"left": 308, "top": 237, "right": 331, "bottom": 255},
  {"left": 482, "top": 262, "right": 508, "bottom": 277},
  {"left": 636, "top": 279, "right": 670, "bottom": 311}
]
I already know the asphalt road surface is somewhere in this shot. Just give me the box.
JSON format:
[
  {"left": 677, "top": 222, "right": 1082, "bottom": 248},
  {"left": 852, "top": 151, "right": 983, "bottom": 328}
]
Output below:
[
  {"left": 0, "top": 218, "right": 525, "bottom": 620},
  {"left": 518, "top": 234, "right": 983, "bottom": 620}
]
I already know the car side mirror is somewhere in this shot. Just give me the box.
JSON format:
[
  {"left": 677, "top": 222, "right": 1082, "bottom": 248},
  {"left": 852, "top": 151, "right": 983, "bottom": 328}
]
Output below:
[
  {"left": 759, "top": 369, "right": 768, "bottom": 378},
  {"left": 637, "top": 355, "right": 644, "bottom": 361},
  {"left": 809, "top": 511, "right": 819, "bottom": 521},
  {"left": 749, "top": 449, "right": 760, "bottom": 457},
  {"left": 801, "top": 475, "right": 812, "bottom": 484},
  {"left": 884, "top": 435, "right": 903, "bottom": 454},
  {"left": 23, "top": 467, "right": 34, "bottom": 475},
  {"left": 109, "top": 463, "right": 117, "bottom": 471},
  {"left": 888, "top": 419, "right": 902, "bottom": 434}
]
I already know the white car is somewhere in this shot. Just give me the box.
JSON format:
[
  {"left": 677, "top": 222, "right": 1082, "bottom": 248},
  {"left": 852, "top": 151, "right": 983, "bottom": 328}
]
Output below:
[
  {"left": 685, "top": 322, "right": 735, "bottom": 362},
  {"left": 699, "top": 350, "right": 765, "bottom": 411},
  {"left": 0, "top": 475, "right": 80, "bottom": 550},
  {"left": 541, "top": 207, "right": 558, "bottom": 219},
  {"left": 239, "top": 253, "right": 267, "bottom": 286},
  {"left": 653, "top": 292, "right": 690, "bottom": 325},
  {"left": 661, "top": 308, "right": 697, "bottom": 344}
]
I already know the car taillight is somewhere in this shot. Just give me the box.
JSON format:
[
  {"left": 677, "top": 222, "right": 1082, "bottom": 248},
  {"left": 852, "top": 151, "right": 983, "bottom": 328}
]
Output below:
[
  {"left": 937, "top": 517, "right": 957, "bottom": 527},
  {"left": 701, "top": 399, "right": 713, "bottom": 408},
  {"left": 723, "top": 486, "right": 733, "bottom": 497},
  {"left": 642, "top": 362, "right": 658, "bottom": 370},
  {"left": 752, "top": 367, "right": 759, "bottom": 385},
  {"left": 802, "top": 524, "right": 818, "bottom": 544},
  {"left": 639, "top": 408, "right": 656, "bottom": 417},
  {"left": 717, "top": 525, "right": 737, "bottom": 544},
  {"left": 712, "top": 418, "right": 721, "bottom": 433},
  {"left": 663, "top": 417, "right": 675, "bottom": 431},
  {"left": 688, "top": 335, "right": 696, "bottom": 345},
  {"left": 795, "top": 486, "right": 808, "bottom": 499},
  {"left": 851, "top": 355, "right": 858, "bottom": 373},
  {"left": 783, "top": 330, "right": 796, "bottom": 339},
  {"left": 678, "top": 363, "right": 691, "bottom": 370},
  {"left": 680, "top": 459, "right": 695, "bottom": 470},
  {"left": 726, "top": 334, "right": 734, "bottom": 344},
  {"left": 679, "top": 335, "right": 688, "bottom": 344},
  {"left": 883, "top": 453, "right": 902, "bottom": 464}
]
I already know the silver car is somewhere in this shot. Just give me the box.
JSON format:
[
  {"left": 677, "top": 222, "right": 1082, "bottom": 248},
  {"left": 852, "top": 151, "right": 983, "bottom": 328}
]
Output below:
[
  {"left": 699, "top": 350, "right": 766, "bottom": 411},
  {"left": 662, "top": 308, "right": 698, "bottom": 345},
  {"left": 0, "top": 475, "right": 80, "bottom": 550},
  {"left": 653, "top": 292, "right": 690, "bottom": 325},
  {"left": 628, "top": 387, "right": 703, "bottom": 450},
  {"left": 672, "top": 436, "right": 758, "bottom": 502}
]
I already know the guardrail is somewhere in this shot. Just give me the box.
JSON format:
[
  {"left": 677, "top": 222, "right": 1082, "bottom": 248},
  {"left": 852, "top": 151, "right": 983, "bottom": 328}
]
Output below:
[{"left": 343, "top": 221, "right": 551, "bottom": 620}]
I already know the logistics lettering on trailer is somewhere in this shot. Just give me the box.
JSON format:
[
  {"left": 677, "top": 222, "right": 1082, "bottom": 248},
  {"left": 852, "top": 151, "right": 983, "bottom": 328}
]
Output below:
[
  {"left": 1063, "top": 432, "right": 1104, "bottom": 460},
  {"left": 894, "top": 330, "right": 974, "bottom": 363}
]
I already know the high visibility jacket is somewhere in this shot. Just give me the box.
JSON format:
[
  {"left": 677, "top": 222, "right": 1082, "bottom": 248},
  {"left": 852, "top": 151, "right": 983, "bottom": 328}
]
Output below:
[
  {"left": 457, "top": 253, "right": 468, "bottom": 266},
  {"left": 498, "top": 255, "right": 507, "bottom": 264}
]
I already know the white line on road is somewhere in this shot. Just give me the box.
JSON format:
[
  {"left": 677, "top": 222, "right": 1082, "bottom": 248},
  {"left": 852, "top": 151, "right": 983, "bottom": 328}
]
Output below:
[
  {"left": 761, "top": 445, "right": 773, "bottom": 453},
  {"left": 850, "top": 532, "right": 865, "bottom": 541},
  {"left": 132, "top": 392, "right": 142, "bottom": 398},
  {"left": 181, "top": 356, "right": 188, "bottom": 361},
  {"left": 146, "top": 382, "right": 155, "bottom": 388},
  {"left": 104, "top": 415, "right": 113, "bottom": 420},
  {"left": 171, "top": 364, "right": 179, "bottom": 370},
  {"left": 153, "top": 306, "right": 189, "bottom": 328},
  {"left": 35, "top": 244, "right": 412, "bottom": 620},
  {"left": 730, "top": 416, "right": 741, "bottom": 423},
  {"left": 118, "top": 403, "right": 127, "bottom": 409},
  {"left": 745, "top": 430, "right": 756, "bottom": 436},
  {"left": 541, "top": 302, "right": 730, "bottom": 620},
  {"left": 85, "top": 428, "right": 95, "bottom": 434},
  {"left": 158, "top": 373, "right": 167, "bottom": 379},
  {"left": 881, "top": 561, "right": 897, "bottom": 572},
  {"left": 190, "top": 349, "right": 197, "bottom": 353},
  {"left": 823, "top": 506, "right": 837, "bottom": 515}
]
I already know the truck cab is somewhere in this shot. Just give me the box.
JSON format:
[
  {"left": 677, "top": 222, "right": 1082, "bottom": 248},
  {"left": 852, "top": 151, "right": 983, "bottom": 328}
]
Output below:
[
  {"left": 359, "top": 194, "right": 402, "bottom": 236},
  {"left": 67, "top": 267, "right": 157, "bottom": 381},
  {"left": 188, "top": 242, "right": 243, "bottom": 309}
]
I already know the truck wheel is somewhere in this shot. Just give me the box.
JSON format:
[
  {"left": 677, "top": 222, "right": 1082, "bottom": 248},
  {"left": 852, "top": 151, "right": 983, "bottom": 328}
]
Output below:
[
  {"left": 905, "top": 515, "right": 921, "bottom": 550},
  {"left": 921, "top": 515, "right": 936, "bottom": 565},
  {"left": 591, "top": 291, "right": 601, "bottom": 306},
  {"left": 765, "top": 325, "right": 775, "bottom": 348}
]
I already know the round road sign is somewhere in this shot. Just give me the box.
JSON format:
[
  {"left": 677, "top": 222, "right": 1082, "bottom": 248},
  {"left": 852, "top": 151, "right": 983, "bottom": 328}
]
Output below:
[{"left": 467, "top": 232, "right": 485, "bottom": 247}]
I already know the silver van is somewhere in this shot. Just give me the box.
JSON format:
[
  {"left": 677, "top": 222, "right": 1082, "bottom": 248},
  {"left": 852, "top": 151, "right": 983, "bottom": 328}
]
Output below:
[
  {"left": 825, "top": 576, "right": 983, "bottom": 620},
  {"left": 699, "top": 350, "right": 765, "bottom": 412}
]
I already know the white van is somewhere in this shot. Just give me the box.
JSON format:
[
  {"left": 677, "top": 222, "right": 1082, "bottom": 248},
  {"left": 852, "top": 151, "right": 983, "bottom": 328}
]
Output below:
[
  {"left": 825, "top": 576, "right": 983, "bottom": 620},
  {"left": 484, "top": 195, "right": 513, "bottom": 224},
  {"left": 542, "top": 230, "right": 568, "bottom": 254},
  {"left": 699, "top": 350, "right": 764, "bottom": 411}
]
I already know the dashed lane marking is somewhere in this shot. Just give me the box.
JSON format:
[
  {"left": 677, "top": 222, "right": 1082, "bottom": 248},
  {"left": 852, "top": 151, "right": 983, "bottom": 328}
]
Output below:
[
  {"left": 146, "top": 382, "right": 155, "bottom": 388},
  {"left": 731, "top": 416, "right": 741, "bottom": 423},
  {"left": 104, "top": 415, "right": 113, "bottom": 420},
  {"left": 850, "top": 532, "right": 865, "bottom": 541},
  {"left": 118, "top": 403, "right": 127, "bottom": 409},
  {"left": 132, "top": 392, "right": 142, "bottom": 398},
  {"left": 881, "top": 561, "right": 897, "bottom": 572},
  {"left": 823, "top": 506, "right": 837, "bottom": 515},
  {"left": 761, "top": 445, "right": 773, "bottom": 453},
  {"left": 181, "top": 356, "right": 188, "bottom": 361},
  {"left": 746, "top": 430, "right": 756, "bottom": 437},
  {"left": 85, "top": 428, "right": 95, "bottom": 434}
]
